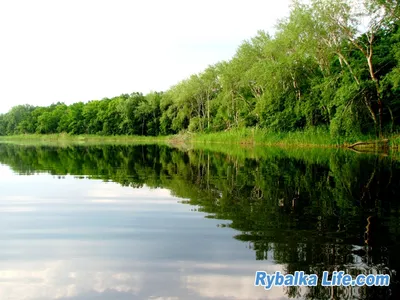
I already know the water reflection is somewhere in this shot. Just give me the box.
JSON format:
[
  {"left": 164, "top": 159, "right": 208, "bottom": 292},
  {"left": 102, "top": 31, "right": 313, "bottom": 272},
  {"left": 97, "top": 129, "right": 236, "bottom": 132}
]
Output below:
[
  {"left": 0, "top": 143, "right": 399, "bottom": 299},
  {"left": 0, "top": 260, "right": 290, "bottom": 300}
]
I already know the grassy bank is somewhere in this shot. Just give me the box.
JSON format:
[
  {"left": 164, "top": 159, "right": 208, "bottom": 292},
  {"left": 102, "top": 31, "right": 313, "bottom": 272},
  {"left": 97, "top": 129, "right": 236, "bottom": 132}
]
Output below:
[
  {"left": 0, "top": 133, "right": 170, "bottom": 146},
  {"left": 188, "top": 127, "right": 337, "bottom": 147},
  {"left": 182, "top": 128, "right": 400, "bottom": 150},
  {"left": 0, "top": 129, "right": 399, "bottom": 150}
]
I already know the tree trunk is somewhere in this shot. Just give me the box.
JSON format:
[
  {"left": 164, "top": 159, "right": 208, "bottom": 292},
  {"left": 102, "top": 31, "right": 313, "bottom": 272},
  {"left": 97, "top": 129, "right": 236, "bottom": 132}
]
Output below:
[{"left": 364, "top": 96, "right": 378, "bottom": 136}]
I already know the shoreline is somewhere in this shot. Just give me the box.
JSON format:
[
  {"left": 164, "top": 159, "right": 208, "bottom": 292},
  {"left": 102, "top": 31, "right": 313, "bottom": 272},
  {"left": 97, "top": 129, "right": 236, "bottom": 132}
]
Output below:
[{"left": 0, "top": 131, "right": 398, "bottom": 152}]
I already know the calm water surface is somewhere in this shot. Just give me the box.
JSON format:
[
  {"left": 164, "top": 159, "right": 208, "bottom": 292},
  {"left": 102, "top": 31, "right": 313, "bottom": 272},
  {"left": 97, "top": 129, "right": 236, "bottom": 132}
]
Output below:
[{"left": 0, "top": 143, "right": 399, "bottom": 300}]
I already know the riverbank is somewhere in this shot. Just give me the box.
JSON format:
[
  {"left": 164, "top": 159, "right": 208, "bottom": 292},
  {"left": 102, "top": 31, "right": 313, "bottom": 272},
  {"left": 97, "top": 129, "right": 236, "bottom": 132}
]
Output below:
[
  {"left": 0, "top": 129, "right": 399, "bottom": 151},
  {"left": 0, "top": 133, "right": 170, "bottom": 146},
  {"left": 172, "top": 128, "right": 400, "bottom": 153}
]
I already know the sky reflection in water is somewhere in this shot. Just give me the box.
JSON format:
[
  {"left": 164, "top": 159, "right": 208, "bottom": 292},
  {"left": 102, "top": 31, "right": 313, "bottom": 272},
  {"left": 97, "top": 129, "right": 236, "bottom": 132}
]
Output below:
[{"left": 0, "top": 167, "right": 283, "bottom": 300}]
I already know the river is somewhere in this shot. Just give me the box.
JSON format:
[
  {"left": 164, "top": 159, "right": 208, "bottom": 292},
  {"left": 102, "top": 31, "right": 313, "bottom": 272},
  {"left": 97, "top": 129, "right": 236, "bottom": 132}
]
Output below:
[{"left": 0, "top": 143, "right": 398, "bottom": 300}]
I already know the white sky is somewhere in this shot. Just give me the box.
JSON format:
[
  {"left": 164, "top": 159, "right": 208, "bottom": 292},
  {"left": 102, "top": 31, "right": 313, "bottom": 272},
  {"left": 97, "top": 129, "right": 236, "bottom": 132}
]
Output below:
[{"left": 0, "top": 0, "right": 292, "bottom": 114}]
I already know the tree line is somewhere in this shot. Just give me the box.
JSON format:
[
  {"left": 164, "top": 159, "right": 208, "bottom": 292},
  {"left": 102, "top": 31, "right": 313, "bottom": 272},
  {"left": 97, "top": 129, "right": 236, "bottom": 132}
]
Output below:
[{"left": 1, "top": 0, "right": 399, "bottom": 139}]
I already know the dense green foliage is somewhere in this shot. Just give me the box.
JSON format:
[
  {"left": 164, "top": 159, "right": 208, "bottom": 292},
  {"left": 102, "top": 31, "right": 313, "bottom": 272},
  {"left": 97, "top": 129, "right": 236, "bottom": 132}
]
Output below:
[
  {"left": 0, "top": 143, "right": 399, "bottom": 299},
  {"left": 1, "top": 0, "right": 399, "bottom": 140}
]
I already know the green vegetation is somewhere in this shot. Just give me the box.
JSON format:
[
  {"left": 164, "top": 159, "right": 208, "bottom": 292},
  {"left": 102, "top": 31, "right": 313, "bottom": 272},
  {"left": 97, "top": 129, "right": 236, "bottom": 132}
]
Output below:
[
  {"left": 1, "top": 128, "right": 396, "bottom": 151},
  {"left": 187, "top": 127, "right": 375, "bottom": 146},
  {"left": 0, "top": 0, "right": 399, "bottom": 147},
  {"left": 0, "top": 133, "right": 170, "bottom": 146}
]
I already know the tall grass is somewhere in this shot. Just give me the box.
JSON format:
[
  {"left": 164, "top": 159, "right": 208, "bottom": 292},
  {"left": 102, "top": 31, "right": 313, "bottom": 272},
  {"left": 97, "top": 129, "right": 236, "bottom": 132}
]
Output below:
[
  {"left": 0, "top": 129, "right": 396, "bottom": 150},
  {"left": 185, "top": 127, "right": 396, "bottom": 152},
  {"left": 0, "top": 133, "right": 170, "bottom": 146},
  {"left": 190, "top": 127, "right": 336, "bottom": 147}
]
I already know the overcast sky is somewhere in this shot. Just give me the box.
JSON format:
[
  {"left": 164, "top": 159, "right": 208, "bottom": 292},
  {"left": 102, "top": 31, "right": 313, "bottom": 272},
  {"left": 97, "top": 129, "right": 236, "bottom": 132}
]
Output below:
[{"left": 0, "top": 0, "right": 292, "bottom": 114}]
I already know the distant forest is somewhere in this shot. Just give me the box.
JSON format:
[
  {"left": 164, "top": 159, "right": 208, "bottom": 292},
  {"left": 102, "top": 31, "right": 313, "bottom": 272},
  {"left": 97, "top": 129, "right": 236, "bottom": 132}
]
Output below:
[{"left": 1, "top": 0, "right": 399, "bottom": 139}]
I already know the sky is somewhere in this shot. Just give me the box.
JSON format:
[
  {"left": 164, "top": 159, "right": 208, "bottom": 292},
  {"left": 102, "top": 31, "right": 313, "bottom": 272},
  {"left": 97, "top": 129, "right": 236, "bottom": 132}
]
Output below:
[{"left": 0, "top": 0, "right": 292, "bottom": 114}]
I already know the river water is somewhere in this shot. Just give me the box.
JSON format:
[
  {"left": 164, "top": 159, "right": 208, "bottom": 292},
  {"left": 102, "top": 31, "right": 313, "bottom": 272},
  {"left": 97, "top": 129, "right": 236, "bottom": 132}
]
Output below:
[{"left": 0, "top": 143, "right": 399, "bottom": 300}]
